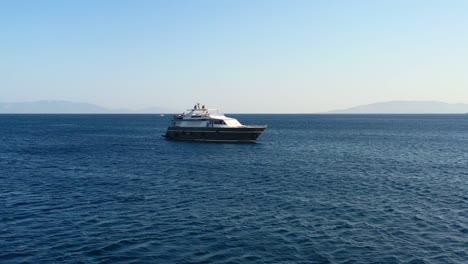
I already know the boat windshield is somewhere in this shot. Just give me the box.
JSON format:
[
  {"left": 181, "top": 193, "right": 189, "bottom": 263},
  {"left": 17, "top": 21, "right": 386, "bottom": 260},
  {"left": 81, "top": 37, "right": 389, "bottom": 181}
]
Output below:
[{"left": 224, "top": 119, "right": 242, "bottom": 127}]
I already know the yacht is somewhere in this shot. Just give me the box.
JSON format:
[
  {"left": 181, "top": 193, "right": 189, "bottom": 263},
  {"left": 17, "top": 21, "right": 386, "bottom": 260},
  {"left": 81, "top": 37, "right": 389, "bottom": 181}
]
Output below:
[{"left": 164, "top": 103, "right": 266, "bottom": 142}]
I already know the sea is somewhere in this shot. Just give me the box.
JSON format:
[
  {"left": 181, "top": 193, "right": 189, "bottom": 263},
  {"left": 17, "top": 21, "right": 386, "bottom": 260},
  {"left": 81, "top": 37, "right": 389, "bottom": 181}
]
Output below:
[{"left": 0, "top": 114, "right": 467, "bottom": 263}]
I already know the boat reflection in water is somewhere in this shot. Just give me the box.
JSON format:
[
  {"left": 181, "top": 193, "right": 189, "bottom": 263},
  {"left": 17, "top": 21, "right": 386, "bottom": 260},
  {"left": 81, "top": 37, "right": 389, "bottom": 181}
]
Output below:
[{"left": 164, "top": 103, "right": 266, "bottom": 143}]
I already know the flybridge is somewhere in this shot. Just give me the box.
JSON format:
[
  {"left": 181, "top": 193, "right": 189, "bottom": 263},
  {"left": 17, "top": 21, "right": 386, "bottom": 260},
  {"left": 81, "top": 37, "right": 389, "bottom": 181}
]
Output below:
[
  {"left": 186, "top": 103, "right": 219, "bottom": 115},
  {"left": 179, "top": 102, "right": 224, "bottom": 119}
]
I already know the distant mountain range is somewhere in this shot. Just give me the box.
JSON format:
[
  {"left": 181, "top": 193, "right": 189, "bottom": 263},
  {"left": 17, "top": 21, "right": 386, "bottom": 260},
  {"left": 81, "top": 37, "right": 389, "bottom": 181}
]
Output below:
[
  {"left": 1, "top": 100, "right": 467, "bottom": 114},
  {"left": 0, "top": 100, "right": 174, "bottom": 114},
  {"left": 328, "top": 101, "right": 468, "bottom": 114}
]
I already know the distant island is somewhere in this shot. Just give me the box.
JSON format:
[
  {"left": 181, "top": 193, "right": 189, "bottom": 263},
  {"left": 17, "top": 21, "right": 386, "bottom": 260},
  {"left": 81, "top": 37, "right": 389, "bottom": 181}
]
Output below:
[
  {"left": 328, "top": 101, "right": 468, "bottom": 114},
  {"left": 0, "top": 100, "right": 174, "bottom": 114}
]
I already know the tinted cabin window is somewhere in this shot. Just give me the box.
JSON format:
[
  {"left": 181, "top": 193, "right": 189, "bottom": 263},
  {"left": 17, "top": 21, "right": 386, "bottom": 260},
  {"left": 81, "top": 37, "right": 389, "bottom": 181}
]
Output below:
[{"left": 214, "top": 120, "right": 226, "bottom": 125}]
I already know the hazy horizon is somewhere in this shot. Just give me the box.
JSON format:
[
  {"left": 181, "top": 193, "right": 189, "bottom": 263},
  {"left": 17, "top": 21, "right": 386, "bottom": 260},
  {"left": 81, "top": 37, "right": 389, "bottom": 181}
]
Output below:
[
  {"left": 1, "top": 1, "right": 467, "bottom": 113},
  {"left": 2, "top": 99, "right": 468, "bottom": 114}
]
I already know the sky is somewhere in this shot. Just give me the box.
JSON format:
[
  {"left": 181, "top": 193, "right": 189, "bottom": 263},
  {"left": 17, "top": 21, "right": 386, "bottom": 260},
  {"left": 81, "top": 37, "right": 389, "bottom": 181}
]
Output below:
[{"left": 1, "top": 0, "right": 467, "bottom": 113}]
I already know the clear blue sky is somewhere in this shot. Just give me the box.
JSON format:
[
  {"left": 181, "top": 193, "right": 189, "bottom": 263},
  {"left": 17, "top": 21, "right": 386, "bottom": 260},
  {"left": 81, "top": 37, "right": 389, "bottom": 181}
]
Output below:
[{"left": 1, "top": 0, "right": 467, "bottom": 112}]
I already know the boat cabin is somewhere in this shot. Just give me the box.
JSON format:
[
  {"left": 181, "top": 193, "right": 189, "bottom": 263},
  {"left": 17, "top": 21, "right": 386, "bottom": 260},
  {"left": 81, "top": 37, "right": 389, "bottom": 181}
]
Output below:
[{"left": 171, "top": 103, "right": 243, "bottom": 128}]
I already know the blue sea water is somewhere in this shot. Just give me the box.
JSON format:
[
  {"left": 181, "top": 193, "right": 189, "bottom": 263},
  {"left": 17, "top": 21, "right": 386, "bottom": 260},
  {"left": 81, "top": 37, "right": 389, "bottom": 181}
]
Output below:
[{"left": 0, "top": 114, "right": 467, "bottom": 263}]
